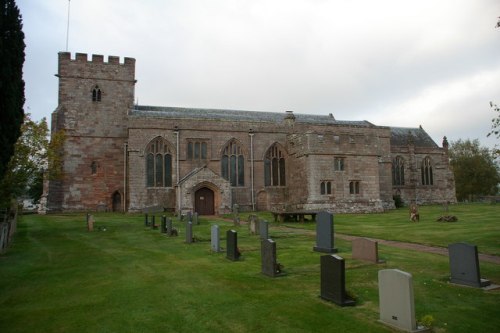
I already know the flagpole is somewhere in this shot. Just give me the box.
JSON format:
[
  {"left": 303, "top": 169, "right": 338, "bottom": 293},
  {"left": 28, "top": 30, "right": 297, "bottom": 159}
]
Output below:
[{"left": 66, "top": 0, "right": 71, "bottom": 51}]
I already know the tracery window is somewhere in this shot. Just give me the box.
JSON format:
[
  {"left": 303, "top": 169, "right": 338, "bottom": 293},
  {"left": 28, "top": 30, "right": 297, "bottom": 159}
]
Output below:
[
  {"left": 264, "top": 143, "right": 286, "bottom": 187},
  {"left": 421, "top": 156, "right": 433, "bottom": 185},
  {"left": 221, "top": 139, "right": 244, "bottom": 187},
  {"left": 145, "top": 137, "right": 173, "bottom": 187},
  {"left": 92, "top": 85, "right": 102, "bottom": 102},
  {"left": 392, "top": 156, "right": 405, "bottom": 186}
]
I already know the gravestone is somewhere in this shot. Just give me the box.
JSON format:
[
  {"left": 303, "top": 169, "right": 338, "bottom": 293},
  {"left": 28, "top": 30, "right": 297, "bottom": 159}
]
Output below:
[
  {"left": 261, "top": 239, "right": 283, "bottom": 277},
  {"left": 160, "top": 215, "right": 167, "bottom": 233},
  {"left": 232, "top": 204, "right": 240, "bottom": 226},
  {"left": 313, "top": 211, "right": 337, "bottom": 253},
  {"left": 352, "top": 238, "right": 384, "bottom": 264},
  {"left": 448, "top": 242, "right": 491, "bottom": 288},
  {"left": 151, "top": 215, "right": 157, "bottom": 229},
  {"left": 248, "top": 215, "right": 260, "bottom": 235},
  {"left": 193, "top": 212, "right": 199, "bottom": 225},
  {"left": 378, "top": 269, "right": 429, "bottom": 332},
  {"left": 211, "top": 225, "right": 221, "bottom": 252},
  {"left": 144, "top": 213, "right": 149, "bottom": 227},
  {"left": 226, "top": 230, "right": 240, "bottom": 261},
  {"left": 259, "top": 220, "right": 269, "bottom": 240},
  {"left": 87, "top": 214, "right": 95, "bottom": 232},
  {"left": 320, "top": 254, "right": 355, "bottom": 306},
  {"left": 185, "top": 222, "right": 193, "bottom": 243},
  {"left": 166, "top": 218, "right": 176, "bottom": 236},
  {"left": 186, "top": 211, "right": 192, "bottom": 223}
]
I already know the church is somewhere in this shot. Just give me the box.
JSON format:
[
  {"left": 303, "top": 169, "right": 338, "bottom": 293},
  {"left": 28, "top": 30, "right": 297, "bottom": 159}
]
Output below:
[{"left": 43, "top": 52, "right": 457, "bottom": 214}]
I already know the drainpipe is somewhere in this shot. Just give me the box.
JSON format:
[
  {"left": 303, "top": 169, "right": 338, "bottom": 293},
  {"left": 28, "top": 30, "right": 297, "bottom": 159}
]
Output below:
[
  {"left": 123, "top": 142, "right": 128, "bottom": 212},
  {"left": 174, "top": 127, "right": 180, "bottom": 216},
  {"left": 249, "top": 129, "right": 255, "bottom": 211}
]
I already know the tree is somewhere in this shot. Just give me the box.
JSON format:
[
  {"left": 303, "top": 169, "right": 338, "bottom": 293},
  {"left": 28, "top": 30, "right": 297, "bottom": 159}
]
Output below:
[
  {"left": 449, "top": 139, "right": 500, "bottom": 201},
  {"left": 0, "top": 114, "right": 49, "bottom": 207},
  {"left": 0, "top": 0, "right": 25, "bottom": 181},
  {"left": 488, "top": 101, "right": 500, "bottom": 155}
]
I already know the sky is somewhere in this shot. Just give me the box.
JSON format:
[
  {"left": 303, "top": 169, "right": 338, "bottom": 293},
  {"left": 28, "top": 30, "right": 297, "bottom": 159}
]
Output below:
[{"left": 17, "top": 0, "right": 500, "bottom": 149}]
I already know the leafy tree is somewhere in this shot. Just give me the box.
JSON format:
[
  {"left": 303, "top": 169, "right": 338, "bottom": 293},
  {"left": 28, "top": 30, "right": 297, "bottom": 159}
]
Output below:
[
  {"left": 488, "top": 101, "right": 500, "bottom": 155},
  {"left": 0, "top": 0, "right": 25, "bottom": 181},
  {"left": 449, "top": 139, "right": 500, "bottom": 201},
  {"left": 0, "top": 114, "right": 49, "bottom": 206}
]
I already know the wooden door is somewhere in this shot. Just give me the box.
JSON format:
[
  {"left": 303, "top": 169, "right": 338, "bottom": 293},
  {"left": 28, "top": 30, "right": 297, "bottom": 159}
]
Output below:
[
  {"left": 195, "top": 187, "right": 214, "bottom": 215},
  {"left": 112, "top": 191, "right": 122, "bottom": 212}
]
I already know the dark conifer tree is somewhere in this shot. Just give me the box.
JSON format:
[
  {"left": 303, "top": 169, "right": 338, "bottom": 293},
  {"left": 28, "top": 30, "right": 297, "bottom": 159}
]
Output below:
[{"left": 0, "top": 0, "right": 25, "bottom": 180}]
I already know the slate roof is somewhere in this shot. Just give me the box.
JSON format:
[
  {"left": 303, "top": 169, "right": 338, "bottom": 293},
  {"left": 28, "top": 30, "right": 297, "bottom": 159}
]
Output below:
[
  {"left": 390, "top": 126, "right": 438, "bottom": 148},
  {"left": 131, "top": 105, "right": 373, "bottom": 127}
]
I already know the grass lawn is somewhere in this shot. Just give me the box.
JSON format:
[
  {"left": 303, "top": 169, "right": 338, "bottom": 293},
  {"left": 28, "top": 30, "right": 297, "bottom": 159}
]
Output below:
[{"left": 1, "top": 204, "right": 499, "bottom": 332}]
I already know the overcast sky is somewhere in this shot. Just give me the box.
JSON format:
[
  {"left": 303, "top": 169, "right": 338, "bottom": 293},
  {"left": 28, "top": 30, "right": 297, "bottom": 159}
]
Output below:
[{"left": 17, "top": 0, "right": 500, "bottom": 149}]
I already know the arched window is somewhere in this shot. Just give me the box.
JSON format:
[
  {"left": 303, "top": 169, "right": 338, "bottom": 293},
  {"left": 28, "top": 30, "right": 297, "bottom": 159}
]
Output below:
[
  {"left": 421, "top": 156, "right": 433, "bottom": 185},
  {"left": 221, "top": 140, "right": 244, "bottom": 186},
  {"left": 392, "top": 156, "right": 405, "bottom": 186},
  {"left": 92, "top": 85, "right": 102, "bottom": 102},
  {"left": 145, "top": 137, "right": 173, "bottom": 187},
  {"left": 264, "top": 143, "right": 286, "bottom": 187}
]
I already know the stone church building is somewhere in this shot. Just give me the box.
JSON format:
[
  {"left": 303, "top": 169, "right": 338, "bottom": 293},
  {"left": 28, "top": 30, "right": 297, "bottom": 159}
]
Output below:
[{"left": 43, "top": 52, "right": 456, "bottom": 214}]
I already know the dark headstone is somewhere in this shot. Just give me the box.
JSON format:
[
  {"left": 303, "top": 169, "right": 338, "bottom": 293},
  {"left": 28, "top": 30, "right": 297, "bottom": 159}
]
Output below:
[
  {"left": 144, "top": 213, "right": 149, "bottom": 227},
  {"left": 261, "top": 239, "right": 283, "bottom": 277},
  {"left": 313, "top": 211, "right": 337, "bottom": 253},
  {"left": 320, "top": 254, "right": 355, "bottom": 306},
  {"left": 259, "top": 220, "right": 269, "bottom": 240},
  {"left": 226, "top": 230, "right": 240, "bottom": 261},
  {"left": 448, "top": 242, "right": 490, "bottom": 288},
  {"left": 160, "top": 215, "right": 167, "bottom": 233},
  {"left": 151, "top": 215, "right": 158, "bottom": 229},
  {"left": 185, "top": 222, "right": 193, "bottom": 243},
  {"left": 352, "top": 238, "right": 384, "bottom": 264}
]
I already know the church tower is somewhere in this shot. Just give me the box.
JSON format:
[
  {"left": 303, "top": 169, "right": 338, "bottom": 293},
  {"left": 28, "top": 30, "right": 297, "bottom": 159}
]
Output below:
[{"left": 47, "top": 52, "right": 136, "bottom": 212}]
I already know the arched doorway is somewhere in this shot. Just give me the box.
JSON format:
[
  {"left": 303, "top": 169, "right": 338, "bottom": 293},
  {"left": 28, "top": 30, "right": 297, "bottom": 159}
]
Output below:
[
  {"left": 195, "top": 187, "right": 214, "bottom": 215},
  {"left": 112, "top": 191, "right": 122, "bottom": 212}
]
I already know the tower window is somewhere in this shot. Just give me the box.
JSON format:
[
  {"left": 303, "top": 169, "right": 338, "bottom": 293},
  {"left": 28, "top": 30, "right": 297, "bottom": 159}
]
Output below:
[{"left": 92, "top": 85, "right": 102, "bottom": 102}]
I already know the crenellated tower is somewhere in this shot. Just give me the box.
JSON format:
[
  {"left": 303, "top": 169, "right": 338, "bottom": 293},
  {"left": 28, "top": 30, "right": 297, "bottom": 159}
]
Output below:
[{"left": 47, "top": 52, "right": 136, "bottom": 212}]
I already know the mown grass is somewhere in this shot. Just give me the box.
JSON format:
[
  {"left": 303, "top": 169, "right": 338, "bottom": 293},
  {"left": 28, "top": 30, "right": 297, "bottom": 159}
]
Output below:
[{"left": 1, "top": 204, "right": 499, "bottom": 332}]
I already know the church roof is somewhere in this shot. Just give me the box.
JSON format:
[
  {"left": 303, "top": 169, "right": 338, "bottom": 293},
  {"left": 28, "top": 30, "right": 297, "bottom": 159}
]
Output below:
[
  {"left": 131, "top": 105, "right": 374, "bottom": 127},
  {"left": 390, "top": 126, "right": 438, "bottom": 148}
]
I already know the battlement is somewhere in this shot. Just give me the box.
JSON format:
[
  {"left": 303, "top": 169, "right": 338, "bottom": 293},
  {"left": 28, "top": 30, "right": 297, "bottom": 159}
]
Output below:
[{"left": 58, "top": 52, "right": 135, "bottom": 66}]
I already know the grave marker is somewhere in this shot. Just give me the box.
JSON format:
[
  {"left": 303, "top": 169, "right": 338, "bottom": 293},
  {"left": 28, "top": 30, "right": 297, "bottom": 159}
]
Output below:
[
  {"left": 248, "top": 215, "right": 260, "bottom": 235},
  {"left": 211, "top": 225, "right": 221, "bottom": 252},
  {"left": 320, "top": 255, "right": 355, "bottom": 306},
  {"left": 87, "top": 214, "right": 94, "bottom": 232},
  {"left": 185, "top": 222, "right": 193, "bottom": 243},
  {"left": 193, "top": 212, "right": 199, "bottom": 225},
  {"left": 160, "top": 215, "right": 167, "bottom": 233},
  {"left": 259, "top": 220, "right": 269, "bottom": 240},
  {"left": 378, "top": 269, "right": 429, "bottom": 332},
  {"left": 226, "top": 230, "right": 240, "bottom": 261},
  {"left": 448, "top": 242, "right": 491, "bottom": 288},
  {"left": 313, "top": 211, "right": 337, "bottom": 253},
  {"left": 352, "top": 238, "right": 384, "bottom": 264},
  {"left": 261, "top": 239, "right": 283, "bottom": 277}
]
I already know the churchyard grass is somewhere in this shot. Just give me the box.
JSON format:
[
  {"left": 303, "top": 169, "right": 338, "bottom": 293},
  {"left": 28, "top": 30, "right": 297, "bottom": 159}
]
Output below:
[{"left": 1, "top": 204, "right": 499, "bottom": 332}]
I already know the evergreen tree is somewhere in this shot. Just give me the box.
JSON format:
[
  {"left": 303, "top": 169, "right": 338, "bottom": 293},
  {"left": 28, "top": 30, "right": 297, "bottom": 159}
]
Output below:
[{"left": 0, "top": 0, "right": 25, "bottom": 181}]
